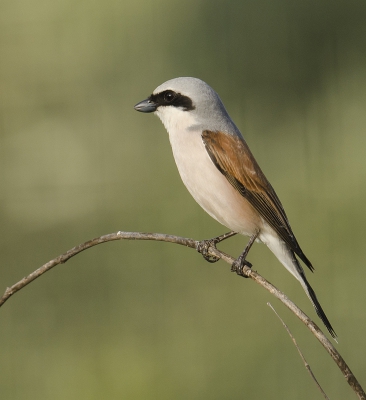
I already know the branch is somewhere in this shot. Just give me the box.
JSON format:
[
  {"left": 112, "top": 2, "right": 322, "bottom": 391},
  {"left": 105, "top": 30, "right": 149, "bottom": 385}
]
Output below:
[
  {"left": 268, "top": 302, "right": 330, "bottom": 400},
  {"left": 0, "top": 231, "right": 365, "bottom": 399}
]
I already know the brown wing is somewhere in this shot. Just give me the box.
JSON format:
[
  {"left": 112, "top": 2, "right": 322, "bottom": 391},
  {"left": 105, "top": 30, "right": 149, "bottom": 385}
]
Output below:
[{"left": 202, "top": 130, "right": 313, "bottom": 271}]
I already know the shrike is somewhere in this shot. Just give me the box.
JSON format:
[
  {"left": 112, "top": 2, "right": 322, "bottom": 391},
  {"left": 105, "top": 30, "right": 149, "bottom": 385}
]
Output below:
[{"left": 134, "top": 77, "right": 336, "bottom": 338}]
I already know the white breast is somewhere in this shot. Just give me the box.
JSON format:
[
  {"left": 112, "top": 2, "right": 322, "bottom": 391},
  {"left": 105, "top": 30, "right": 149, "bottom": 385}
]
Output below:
[{"left": 155, "top": 107, "right": 262, "bottom": 236}]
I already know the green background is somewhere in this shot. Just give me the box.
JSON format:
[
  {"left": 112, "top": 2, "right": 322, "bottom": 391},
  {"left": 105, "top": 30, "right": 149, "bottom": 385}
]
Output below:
[{"left": 1, "top": 0, "right": 366, "bottom": 398}]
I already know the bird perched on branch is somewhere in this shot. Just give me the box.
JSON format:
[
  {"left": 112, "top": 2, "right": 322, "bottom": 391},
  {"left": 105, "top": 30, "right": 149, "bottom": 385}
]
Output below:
[{"left": 135, "top": 77, "right": 336, "bottom": 339}]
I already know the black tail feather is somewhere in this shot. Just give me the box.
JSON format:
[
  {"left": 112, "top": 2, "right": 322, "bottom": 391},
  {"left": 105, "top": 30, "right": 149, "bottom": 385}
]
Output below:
[{"left": 301, "top": 272, "right": 337, "bottom": 339}]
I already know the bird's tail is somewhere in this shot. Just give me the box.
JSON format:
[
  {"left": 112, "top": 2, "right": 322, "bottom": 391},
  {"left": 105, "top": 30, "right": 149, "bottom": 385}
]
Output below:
[
  {"left": 290, "top": 253, "right": 337, "bottom": 339},
  {"left": 263, "top": 234, "right": 337, "bottom": 339}
]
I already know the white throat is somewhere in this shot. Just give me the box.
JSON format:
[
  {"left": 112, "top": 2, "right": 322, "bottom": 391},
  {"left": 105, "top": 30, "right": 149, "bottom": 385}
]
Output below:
[{"left": 155, "top": 107, "right": 198, "bottom": 134}]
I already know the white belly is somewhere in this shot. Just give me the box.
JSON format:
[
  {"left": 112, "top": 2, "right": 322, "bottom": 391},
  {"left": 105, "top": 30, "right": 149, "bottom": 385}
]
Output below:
[
  {"left": 167, "top": 127, "right": 262, "bottom": 236},
  {"left": 154, "top": 107, "right": 302, "bottom": 284}
]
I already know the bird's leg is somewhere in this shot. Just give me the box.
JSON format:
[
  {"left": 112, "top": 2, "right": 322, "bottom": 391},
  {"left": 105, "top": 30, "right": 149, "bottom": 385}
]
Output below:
[
  {"left": 231, "top": 233, "right": 259, "bottom": 277},
  {"left": 197, "top": 231, "right": 238, "bottom": 263}
]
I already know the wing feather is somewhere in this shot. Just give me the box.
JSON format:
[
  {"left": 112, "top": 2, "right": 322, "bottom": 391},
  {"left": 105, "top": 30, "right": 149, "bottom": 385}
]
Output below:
[{"left": 202, "top": 130, "right": 313, "bottom": 271}]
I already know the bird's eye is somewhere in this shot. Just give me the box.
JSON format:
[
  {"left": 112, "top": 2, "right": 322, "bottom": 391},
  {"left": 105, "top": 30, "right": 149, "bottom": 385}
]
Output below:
[{"left": 164, "top": 91, "right": 176, "bottom": 102}]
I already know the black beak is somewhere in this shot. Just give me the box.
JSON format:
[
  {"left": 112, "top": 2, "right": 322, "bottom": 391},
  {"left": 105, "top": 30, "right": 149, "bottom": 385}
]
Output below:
[{"left": 134, "top": 98, "right": 157, "bottom": 113}]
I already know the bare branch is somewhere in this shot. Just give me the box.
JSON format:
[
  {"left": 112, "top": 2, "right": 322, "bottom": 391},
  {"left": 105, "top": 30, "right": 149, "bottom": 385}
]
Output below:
[
  {"left": 268, "top": 302, "right": 330, "bottom": 400},
  {"left": 0, "top": 230, "right": 365, "bottom": 399}
]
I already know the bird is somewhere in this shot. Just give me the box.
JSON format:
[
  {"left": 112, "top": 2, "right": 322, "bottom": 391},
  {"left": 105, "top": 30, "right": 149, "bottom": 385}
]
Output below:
[{"left": 134, "top": 77, "right": 336, "bottom": 339}]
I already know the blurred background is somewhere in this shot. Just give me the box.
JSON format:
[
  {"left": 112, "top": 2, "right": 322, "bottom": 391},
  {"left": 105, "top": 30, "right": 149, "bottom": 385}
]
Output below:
[{"left": 1, "top": 0, "right": 366, "bottom": 398}]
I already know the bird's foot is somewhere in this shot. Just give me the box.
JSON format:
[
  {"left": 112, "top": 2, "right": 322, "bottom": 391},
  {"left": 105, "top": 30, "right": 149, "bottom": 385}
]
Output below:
[
  {"left": 230, "top": 233, "right": 258, "bottom": 277},
  {"left": 197, "top": 239, "right": 220, "bottom": 263},
  {"left": 197, "top": 231, "right": 237, "bottom": 263},
  {"left": 231, "top": 255, "right": 253, "bottom": 278}
]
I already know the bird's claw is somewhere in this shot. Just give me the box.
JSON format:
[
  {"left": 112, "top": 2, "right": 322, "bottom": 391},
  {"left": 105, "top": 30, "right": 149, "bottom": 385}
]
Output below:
[
  {"left": 231, "top": 257, "right": 253, "bottom": 278},
  {"left": 197, "top": 239, "right": 220, "bottom": 263}
]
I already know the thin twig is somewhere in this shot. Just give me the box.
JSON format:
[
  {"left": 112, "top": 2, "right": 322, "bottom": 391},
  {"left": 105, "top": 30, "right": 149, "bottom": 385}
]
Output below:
[
  {"left": 0, "top": 230, "right": 365, "bottom": 399},
  {"left": 268, "top": 302, "right": 330, "bottom": 400}
]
